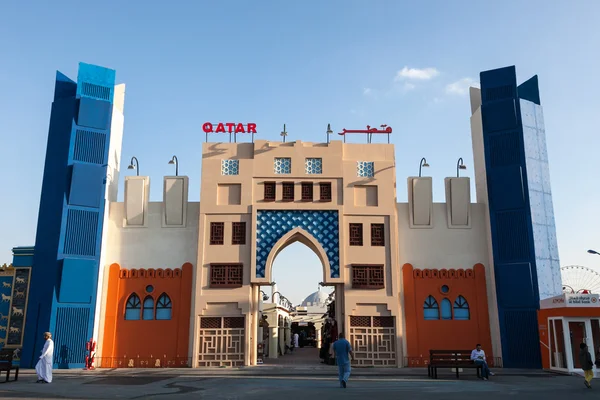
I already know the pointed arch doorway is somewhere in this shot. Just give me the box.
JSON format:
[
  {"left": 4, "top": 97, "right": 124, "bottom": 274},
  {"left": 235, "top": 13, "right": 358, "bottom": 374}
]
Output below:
[{"left": 256, "top": 227, "right": 343, "bottom": 366}]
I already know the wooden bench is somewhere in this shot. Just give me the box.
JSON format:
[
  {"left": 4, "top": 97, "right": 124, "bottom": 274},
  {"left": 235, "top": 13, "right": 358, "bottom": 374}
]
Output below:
[
  {"left": 428, "top": 350, "right": 481, "bottom": 379},
  {"left": 0, "top": 348, "right": 19, "bottom": 382}
]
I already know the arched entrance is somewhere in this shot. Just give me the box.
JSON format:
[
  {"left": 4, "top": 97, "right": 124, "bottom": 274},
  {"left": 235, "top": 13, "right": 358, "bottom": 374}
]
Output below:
[{"left": 256, "top": 226, "right": 342, "bottom": 366}]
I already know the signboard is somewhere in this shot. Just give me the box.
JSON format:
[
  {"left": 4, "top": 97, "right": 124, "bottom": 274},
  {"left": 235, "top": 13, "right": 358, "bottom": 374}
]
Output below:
[
  {"left": 540, "top": 293, "right": 600, "bottom": 309},
  {"left": 203, "top": 122, "right": 257, "bottom": 143}
]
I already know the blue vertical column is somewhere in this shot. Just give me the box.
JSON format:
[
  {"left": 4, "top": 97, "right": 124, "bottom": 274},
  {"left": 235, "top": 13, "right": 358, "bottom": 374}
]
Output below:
[
  {"left": 480, "top": 66, "right": 543, "bottom": 368},
  {"left": 22, "top": 63, "right": 115, "bottom": 368}
]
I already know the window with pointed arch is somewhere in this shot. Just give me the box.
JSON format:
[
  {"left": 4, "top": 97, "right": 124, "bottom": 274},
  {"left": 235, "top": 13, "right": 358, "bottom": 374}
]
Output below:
[
  {"left": 143, "top": 296, "right": 155, "bottom": 320},
  {"left": 125, "top": 293, "right": 141, "bottom": 320},
  {"left": 441, "top": 298, "right": 453, "bottom": 320},
  {"left": 453, "top": 295, "right": 470, "bottom": 320},
  {"left": 423, "top": 295, "right": 439, "bottom": 320},
  {"left": 156, "top": 293, "right": 172, "bottom": 320}
]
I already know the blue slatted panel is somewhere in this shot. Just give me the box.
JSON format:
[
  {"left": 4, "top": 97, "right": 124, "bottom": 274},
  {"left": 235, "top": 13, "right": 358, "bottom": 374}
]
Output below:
[
  {"left": 63, "top": 209, "right": 99, "bottom": 256},
  {"left": 495, "top": 211, "right": 530, "bottom": 262},
  {"left": 489, "top": 132, "right": 521, "bottom": 167},
  {"left": 53, "top": 307, "right": 89, "bottom": 367},
  {"left": 503, "top": 310, "right": 541, "bottom": 368},
  {"left": 73, "top": 130, "right": 106, "bottom": 164},
  {"left": 81, "top": 82, "right": 111, "bottom": 101}
]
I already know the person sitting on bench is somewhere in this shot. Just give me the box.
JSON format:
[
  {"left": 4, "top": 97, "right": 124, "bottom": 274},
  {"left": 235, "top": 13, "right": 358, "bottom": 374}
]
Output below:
[{"left": 470, "top": 344, "right": 494, "bottom": 380}]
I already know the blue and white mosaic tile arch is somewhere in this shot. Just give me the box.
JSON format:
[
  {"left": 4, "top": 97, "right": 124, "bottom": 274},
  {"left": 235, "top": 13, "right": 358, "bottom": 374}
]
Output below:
[{"left": 256, "top": 210, "right": 340, "bottom": 278}]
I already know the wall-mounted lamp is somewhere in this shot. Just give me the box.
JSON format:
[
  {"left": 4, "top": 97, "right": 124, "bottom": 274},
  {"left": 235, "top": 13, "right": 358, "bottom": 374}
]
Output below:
[
  {"left": 127, "top": 156, "right": 140, "bottom": 176},
  {"left": 260, "top": 290, "right": 269, "bottom": 301},
  {"left": 419, "top": 157, "right": 430, "bottom": 177},
  {"left": 326, "top": 123, "right": 333, "bottom": 144},
  {"left": 280, "top": 124, "right": 288, "bottom": 143},
  {"left": 168, "top": 155, "right": 179, "bottom": 176},
  {"left": 456, "top": 157, "right": 467, "bottom": 177}
]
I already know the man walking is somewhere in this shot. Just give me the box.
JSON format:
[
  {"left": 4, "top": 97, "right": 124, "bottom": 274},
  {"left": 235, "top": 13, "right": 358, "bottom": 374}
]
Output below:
[
  {"left": 580, "top": 342, "right": 594, "bottom": 388},
  {"left": 35, "top": 332, "right": 54, "bottom": 383},
  {"left": 470, "top": 343, "right": 494, "bottom": 380},
  {"left": 332, "top": 332, "right": 354, "bottom": 388}
]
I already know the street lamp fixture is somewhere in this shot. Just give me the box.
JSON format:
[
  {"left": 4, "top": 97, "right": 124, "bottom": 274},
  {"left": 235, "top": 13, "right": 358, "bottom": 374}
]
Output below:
[
  {"left": 260, "top": 290, "right": 269, "bottom": 301},
  {"left": 326, "top": 123, "right": 333, "bottom": 144},
  {"left": 588, "top": 249, "right": 600, "bottom": 256},
  {"left": 280, "top": 124, "right": 288, "bottom": 143},
  {"left": 456, "top": 157, "right": 467, "bottom": 177},
  {"left": 419, "top": 157, "right": 430, "bottom": 177},
  {"left": 168, "top": 155, "right": 179, "bottom": 176},
  {"left": 127, "top": 157, "right": 140, "bottom": 176}
]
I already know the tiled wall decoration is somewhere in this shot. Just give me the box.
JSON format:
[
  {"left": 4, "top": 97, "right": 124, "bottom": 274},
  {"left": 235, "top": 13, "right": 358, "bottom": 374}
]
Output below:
[
  {"left": 274, "top": 158, "right": 292, "bottom": 174},
  {"left": 305, "top": 158, "right": 323, "bottom": 174},
  {"left": 357, "top": 161, "right": 375, "bottom": 178},
  {"left": 221, "top": 159, "right": 240, "bottom": 176},
  {"left": 256, "top": 210, "right": 340, "bottom": 278}
]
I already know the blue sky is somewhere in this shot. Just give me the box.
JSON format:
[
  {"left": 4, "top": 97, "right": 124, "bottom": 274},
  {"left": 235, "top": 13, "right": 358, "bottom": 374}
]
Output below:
[{"left": 1, "top": 1, "right": 599, "bottom": 305}]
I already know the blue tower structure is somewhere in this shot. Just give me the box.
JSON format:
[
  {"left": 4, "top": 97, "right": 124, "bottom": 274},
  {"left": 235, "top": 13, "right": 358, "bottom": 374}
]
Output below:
[
  {"left": 470, "top": 66, "right": 562, "bottom": 368},
  {"left": 21, "top": 63, "right": 125, "bottom": 368}
]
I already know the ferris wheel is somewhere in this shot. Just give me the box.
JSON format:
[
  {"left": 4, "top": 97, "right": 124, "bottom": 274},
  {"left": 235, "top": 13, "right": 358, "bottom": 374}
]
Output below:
[{"left": 561, "top": 265, "right": 600, "bottom": 294}]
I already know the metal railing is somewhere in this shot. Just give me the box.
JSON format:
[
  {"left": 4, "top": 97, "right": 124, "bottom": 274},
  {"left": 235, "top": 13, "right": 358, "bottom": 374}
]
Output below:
[{"left": 94, "top": 357, "right": 192, "bottom": 368}]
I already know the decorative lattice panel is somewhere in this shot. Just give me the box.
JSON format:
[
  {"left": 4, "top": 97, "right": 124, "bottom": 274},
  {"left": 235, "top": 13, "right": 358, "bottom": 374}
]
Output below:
[
  {"left": 350, "top": 316, "right": 371, "bottom": 327},
  {"left": 256, "top": 210, "right": 340, "bottom": 278},
  {"left": 301, "top": 183, "right": 313, "bottom": 201},
  {"left": 352, "top": 265, "right": 384, "bottom": 289},
  {"left": 274, "top": 158, "right": 291, "bottom": 174},
  {"left": 221, "top": 159, "right": 239, "bottom": 175},
  {"left": 371, "top": 224, "right": 385, "bottom": 246},
  {"left": 264, "top": 182, "right": 276, "bottom": 201},
  {"left": 305, "top": 158, "right": 322, "bottom": 174},
  {"left": 232, "top": 222, "right": 246, "bottom": 245},
  {"left": 350, "top": 317, "right": 396, "bottom": 366},
  {"left": 210, "top": 264, "right": 243, "bottom": 288},
  {"left": 357, "top": 161, "right": 374, "bottom": 177},
  {"left": 198, "top": 317, "right": 245, "bottom": 367},
  {"left": 320, "top": 183, "right": 332, "bottom": 201},
  {"left": 210, "top": 222, "right": 224, "bottom": 245}
]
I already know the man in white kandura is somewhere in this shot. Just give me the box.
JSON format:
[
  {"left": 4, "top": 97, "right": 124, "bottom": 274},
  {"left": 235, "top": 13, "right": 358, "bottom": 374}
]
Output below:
[{"left": 35, "top": 332, "right": 54, "bottom": 383}]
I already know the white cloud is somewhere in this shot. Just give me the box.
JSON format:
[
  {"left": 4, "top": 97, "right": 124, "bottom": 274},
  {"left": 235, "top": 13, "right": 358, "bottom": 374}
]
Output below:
[
  {"left": 394, "top": 66, "right": 440, "bottom": 81},
  {"left": 446, "top": 78, "right": 480, "bottom": 96},
  {"left": 363, "top": 88, "right": 372, "bottom": 96}
]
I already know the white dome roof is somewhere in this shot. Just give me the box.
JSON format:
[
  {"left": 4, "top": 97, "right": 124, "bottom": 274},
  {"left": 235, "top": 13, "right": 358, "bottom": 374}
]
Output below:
[{"left": 301, "top": 288, "right": 329, "bottom": 307}]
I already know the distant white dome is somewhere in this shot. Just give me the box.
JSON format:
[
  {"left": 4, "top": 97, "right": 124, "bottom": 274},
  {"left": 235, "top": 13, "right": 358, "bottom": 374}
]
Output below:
[{"left": 301, "top": 287, "right": 329, "bottom": 307}]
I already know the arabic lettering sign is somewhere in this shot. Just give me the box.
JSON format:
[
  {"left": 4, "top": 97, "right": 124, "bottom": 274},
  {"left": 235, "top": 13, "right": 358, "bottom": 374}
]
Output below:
[{"left": 566, "top": 294, "right": 600, "bottom": 307}]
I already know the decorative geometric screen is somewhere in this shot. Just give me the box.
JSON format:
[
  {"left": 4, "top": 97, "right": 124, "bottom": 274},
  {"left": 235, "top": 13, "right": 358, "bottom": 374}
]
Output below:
[
  {"left": 305, "top": 158, "right": 323, "bottom": 174},
  {"left": 352, "top": 265, "right": 384, "bottom": 289},
  {"left": 357, "top": 161, "right": 375, "bottom": 177},
  {"left": 256, "top": 210, "right": 340, "bottom": 278},
  {"left": 349, "top": 315, "right": 396, "bottom": 366},
  {"left": 274, "top": 158, "right": 291, "bottom": 174},
  {"left": 221, "top": 159, "right": 239, "bottom": 175},
  {"left": 210, "top": 264, "right": 243, "bottom": 288}
]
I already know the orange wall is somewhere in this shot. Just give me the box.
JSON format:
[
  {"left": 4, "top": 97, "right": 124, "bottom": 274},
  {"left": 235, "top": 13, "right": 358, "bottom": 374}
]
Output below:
[
  {"left": 403, "top": 263, "right": 493, "bottom": 365},
  {"left": 102, "top": 263, "right": 193, "bottom": 363},
  {"left": 538, "top": 307, "right": 600, "bottom": 369}
]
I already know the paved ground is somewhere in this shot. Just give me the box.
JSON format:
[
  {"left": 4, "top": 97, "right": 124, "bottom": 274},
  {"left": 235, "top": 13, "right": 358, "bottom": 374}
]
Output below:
[{"left": 0, "top": 367, "right": 596, "bottom": 400}]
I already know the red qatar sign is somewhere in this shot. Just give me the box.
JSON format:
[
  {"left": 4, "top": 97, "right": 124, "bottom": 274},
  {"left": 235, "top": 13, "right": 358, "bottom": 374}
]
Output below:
[{"left": 202, "top": 122, "right": 257, "bottom": 134}]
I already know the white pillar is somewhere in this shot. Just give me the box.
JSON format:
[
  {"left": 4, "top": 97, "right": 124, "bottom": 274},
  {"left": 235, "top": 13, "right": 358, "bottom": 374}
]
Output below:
[
  {"left": 316, "top": 327, "right": 322, "bottom": 349},
  {"left": 269, "top": 327, "right": 278, "bottom": 359}
]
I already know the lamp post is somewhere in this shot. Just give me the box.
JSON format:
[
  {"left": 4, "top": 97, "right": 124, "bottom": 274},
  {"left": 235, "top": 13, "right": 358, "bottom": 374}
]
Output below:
[
  {"left": 418, "top": 157, "right": 430, "bottom": 177},
  {"left": 326, "top": 123, "right": 333, "bottom": 144},
  {"left": 588, "top": 249, "right": 600, "bottom": 256},
  {"left": 456, "top": 157, "right": 467, "bottom": 177},
  {"left": 168, "top": 155, "right": 179, "bottom": 176},
  {"left": 127, "top": 157, "right": 140, "bottom": 176},
  {"left": 280, "top": 124, "right": 288, "bottom": 143},
  {"left": 260, "top": 290, "right": 269, "bottom": 301}
]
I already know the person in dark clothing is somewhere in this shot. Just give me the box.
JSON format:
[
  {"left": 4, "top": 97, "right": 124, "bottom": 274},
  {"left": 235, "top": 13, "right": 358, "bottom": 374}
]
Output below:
[{"left": 579, "top": 342, "right": 594, "bottom": 389}]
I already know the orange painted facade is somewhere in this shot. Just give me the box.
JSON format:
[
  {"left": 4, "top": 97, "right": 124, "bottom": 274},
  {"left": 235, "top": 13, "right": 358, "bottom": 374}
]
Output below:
[
  {"left": 102, "top": 263, "right": 193, "bottom": 367},
  {"left": 402, "top": 263, "right": 493, "bottom": 366},
  {"left": 537, "top": 307, "right": 600, "bottom": 370}
]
